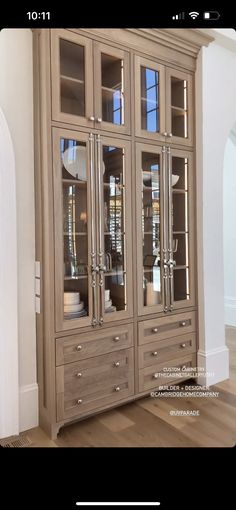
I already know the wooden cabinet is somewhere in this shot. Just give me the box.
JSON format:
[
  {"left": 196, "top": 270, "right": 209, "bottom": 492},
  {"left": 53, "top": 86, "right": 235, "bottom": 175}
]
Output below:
[{"left": 34, "top": 28, "right": 211, "bottom": 438}]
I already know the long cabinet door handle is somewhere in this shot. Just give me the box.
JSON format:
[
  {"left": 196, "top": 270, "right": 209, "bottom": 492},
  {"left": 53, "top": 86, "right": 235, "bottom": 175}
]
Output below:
[
  {"left": 162, "top": 145, "right": 168, "bottom": 313},
  {"left": 96, "top": 134, "right": 104, "bottom": 326},
  {"left": 167, "top": 146, "right": 174, "bottom": 312},
  {"left": 89, "top": 133, "right": 98, "bottom": 327}
]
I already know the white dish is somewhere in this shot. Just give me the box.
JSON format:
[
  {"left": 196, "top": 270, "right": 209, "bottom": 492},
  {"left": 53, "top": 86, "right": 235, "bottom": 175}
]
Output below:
[
  {"left": 105, "top": 299, "right": 112, "bottom": 309},
  {"left": 64, "top": 309, "right": 87, "bottom": 319},
  {"left": 104, "top": 305, "right": 117, "bottom": 313},
  {"left": 105, "top": 289, "right": 110, "bottom": 301},
  {"left": 64, "top": 292, "right": 80, "bottom": 305},
  {"left": 62, "top": 145, "right": 87, "bottom": 181},
  {"left": 64, "top": 301, "right": 84, "bottom": 313},
  {"left": 172, "top": 174, "right": 180, "bottom": 187}
]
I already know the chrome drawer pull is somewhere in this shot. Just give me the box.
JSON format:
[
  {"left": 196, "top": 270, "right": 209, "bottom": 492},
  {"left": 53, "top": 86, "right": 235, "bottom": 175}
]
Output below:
[
  {"left": 113, "top": 336, "right": 120, "bottom": 342},
  {"left": 77, "top": 399, "right": 83, "bottom": 405},
  {"left": 180, "top": 321, "right": 186, "bottom": 327},
  {"left": 76, "top": 345, "right": 82, "bottom": 351},
  {"left": 153, "top": 373, "right": 159, "bottom": 379},
  {"left": 76, "top": 372, "right": 82, "bottom": 378},
  {"left": 114, "top": 361, "right": 120, "bottom": 367},
  {"left": 152, "top": 328, "right": 158, "bottom": 333},
  {"left": 114, "top": 386, "right": 120, "bottom": 392},
  {"left": 181, "top": 343, "right": 186, "bottom": 348},
  {"left": 152, "top": 351, "right": 158, "bottom": 356}
]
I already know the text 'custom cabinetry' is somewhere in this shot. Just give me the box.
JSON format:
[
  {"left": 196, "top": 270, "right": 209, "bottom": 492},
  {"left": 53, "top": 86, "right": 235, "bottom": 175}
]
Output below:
[{"left": 34, "top": 28, "right": 211, "bottom": 438}]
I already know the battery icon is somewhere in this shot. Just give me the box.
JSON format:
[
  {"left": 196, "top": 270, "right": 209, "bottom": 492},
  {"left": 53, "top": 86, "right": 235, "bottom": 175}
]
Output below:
[{"left": 204, "top": 11, "right": 220, "bottom": 20}]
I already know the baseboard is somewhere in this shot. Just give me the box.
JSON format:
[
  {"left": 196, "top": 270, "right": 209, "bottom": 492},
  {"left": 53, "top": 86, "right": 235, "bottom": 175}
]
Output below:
[
  {"left": 19, "top": 383, "right": 39, "bottom": 432},
  {"left": 224, "top": 297, "right": 236, "bottom": 327},
  {"left": 197, "top": 346, "right": 229, "bottom": 386}
]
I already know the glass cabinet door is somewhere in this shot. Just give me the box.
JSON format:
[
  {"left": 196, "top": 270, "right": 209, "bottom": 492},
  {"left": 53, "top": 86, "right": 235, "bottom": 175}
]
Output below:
[
  {"left": 53, "top": 129, "right": 95, "bottom": 331},
  {"left": 51, "top": 30, "right": 94, "bottom": 128},
  {"left": 166, "top": 67, "right": 193, "bottom": 146},
  {"left": 94, "top": 43, "right": 130, "bottom": 135},
  {"left": 170, "top": 149, "right": 195, "bottom": 309},
  {"left": 136, "top": 144, "right": 166, "bottom": 315},
  {"left": 97, "top": 137, "right": 133, "bottom": 323},
  {"left": 135, "top": 56, "right": 165, "bottom": 141}
]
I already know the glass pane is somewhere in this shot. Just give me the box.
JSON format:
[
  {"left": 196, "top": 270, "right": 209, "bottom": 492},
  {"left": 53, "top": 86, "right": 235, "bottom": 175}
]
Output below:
[
  {"left": 171, "top": 77, "right": 188, "bottom": 138},
  {"left": 172, "top": 155, "right": 190, "bottom": 302},
  {"left": 103, "top": 146, "right": 126, "bottom": 312},
  {"left": 60, "top": 39, "right": 85, "bottom": 117},
  {"left": 141, "top": 66, "right": 159, "bottom": 133},
  {"left": 141, "top": 152, "right": 162, "bottom": 307},
  {"left": 102, "top": 54, "right": 124, "bottom": 125},
  {"left": 61, "top": 137, "right": 89, "bottom": 320}
]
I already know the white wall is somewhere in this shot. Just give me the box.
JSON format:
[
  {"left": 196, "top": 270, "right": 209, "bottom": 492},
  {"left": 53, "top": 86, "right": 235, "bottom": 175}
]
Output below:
[
  {"left": 0, "top": 29, "right": 38, "bottom": 432},
  {"left": 196, "top": 36, "right": 236, "bottom": 384},
  {"left": 224, "top": 136, "right": 236, "bottom": 326}
]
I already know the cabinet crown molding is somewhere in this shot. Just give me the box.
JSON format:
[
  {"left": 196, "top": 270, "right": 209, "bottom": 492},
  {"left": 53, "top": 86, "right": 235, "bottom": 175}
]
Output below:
[{"left": 127, "top": 28, "right": 214, "bottom": 57}]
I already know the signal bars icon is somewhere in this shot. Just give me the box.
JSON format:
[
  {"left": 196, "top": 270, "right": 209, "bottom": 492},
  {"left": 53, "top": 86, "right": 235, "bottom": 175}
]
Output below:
[{"left": 172, "top": 12, "right": 185, "bottom": 20}]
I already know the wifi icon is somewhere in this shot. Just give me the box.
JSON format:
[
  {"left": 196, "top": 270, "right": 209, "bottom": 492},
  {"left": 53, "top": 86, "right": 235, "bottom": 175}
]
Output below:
[{"left": 189, "top": 11, "right": 199, "bottom": 19}]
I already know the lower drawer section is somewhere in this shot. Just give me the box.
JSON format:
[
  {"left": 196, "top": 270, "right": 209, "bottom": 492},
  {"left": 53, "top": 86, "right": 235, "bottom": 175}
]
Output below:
[
  {"left": 56, "top": 348, "right": 134, "bottom": 421},
  {"left": 139, "top": 354, "right": 196, "bottom": 393},
  {"left": 139, "top": 333, "right": 196, "bottom": 369}
]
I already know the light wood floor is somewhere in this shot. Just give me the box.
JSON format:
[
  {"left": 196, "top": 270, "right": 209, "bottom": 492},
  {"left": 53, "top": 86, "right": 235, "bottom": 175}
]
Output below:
[{"left": 25, "top": 326, "right": 236, "bottom": 447}]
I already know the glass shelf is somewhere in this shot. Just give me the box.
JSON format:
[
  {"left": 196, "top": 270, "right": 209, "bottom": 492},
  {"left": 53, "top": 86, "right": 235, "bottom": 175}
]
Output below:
[
  {"left": 64, "top": 275, "right": 88, "bottom": 280},
  {"left": 62, "top": 179, "right": 87, "bottom": 185},
  {"left": 61, "top": 74, "right": 84, "bottom": 85}
]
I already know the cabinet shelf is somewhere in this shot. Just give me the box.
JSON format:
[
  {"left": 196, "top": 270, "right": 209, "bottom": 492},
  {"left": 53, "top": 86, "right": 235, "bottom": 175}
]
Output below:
[
  {"left": 61, "top": 74, "right": 84, "bottom": 85},
  {"left": 105, "top": 270, "right": 126, "bottom": 276},
  {"left": 64, "top": 275, "right": 88, "bottom": 280},
  {"left": 104, "top": 231, "right": 125, "bottom": 236},
  {"left": 173, "top": 231, "right": 188, "bottom": 235},
  {"left": 64, "top": 232, "right": 87, "bottom": 236},
  {"left": 62, "top": 179, "right": 87, "bottom": 185},
  {"left": 172, "top": 188, "right": 187, "bottom": 193},
  {"left": 174, "top": 265, "right": 189, "bottom": 270},
  {"left": 171, "top": 105, "right": 188, "bottom": 114},
  {"left": 102, "top": 84, "right": 122, "bottom": 93}
]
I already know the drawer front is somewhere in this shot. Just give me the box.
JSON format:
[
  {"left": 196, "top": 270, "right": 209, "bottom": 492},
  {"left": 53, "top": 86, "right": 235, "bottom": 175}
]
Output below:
[
  {"left": 56, "top": 324, "right": 133, "bottom": 365},
  {"left": 138, "top": 312, "right": 196, "bottom": 345},
  {"left": 139, "top": 354, "right": 196, "bottom": 393},
  {"left": 139, "top": 333, "right": 196, "bottom": 369},
  {"left": 57, "top": 373, "right": 134, "bottom": 421},
  {"left": 56, "top": 348, "right": 133, "bottom": 396}
]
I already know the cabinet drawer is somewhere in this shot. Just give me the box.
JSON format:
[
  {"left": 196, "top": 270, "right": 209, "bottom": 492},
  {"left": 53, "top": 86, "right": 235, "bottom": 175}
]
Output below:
[
  {"left": 139, "top": 333, "right": 196, "bottom": 369},
  {"left": 139, "top": 354, "right": 196, "bottom": 393},
  {"left": 56, "top": 348, "right": 133, "bottom": 396},
  {"left": 138, "top": 312, "right": 196, "bottom": 345},
  {"left": 56, "top": 324, "right": 133, "bottom": 365},
  {"left": 57, "top": 367, "right": 134, "bottom": 422}
]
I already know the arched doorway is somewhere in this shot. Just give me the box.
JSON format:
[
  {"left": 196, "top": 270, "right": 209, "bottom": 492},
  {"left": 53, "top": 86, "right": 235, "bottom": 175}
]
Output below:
[{"left": 0, "top": 107, "right": 19, "bottom": 438}]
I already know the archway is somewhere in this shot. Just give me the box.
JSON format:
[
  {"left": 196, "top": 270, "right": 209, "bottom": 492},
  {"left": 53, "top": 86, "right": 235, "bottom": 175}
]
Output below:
[{"left": 0, "top": 107, "right": 19, "bottom": 438}]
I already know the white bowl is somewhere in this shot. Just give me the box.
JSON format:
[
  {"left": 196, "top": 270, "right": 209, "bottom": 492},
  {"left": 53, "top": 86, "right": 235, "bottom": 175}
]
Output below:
[
  {"left": 105, "top": 299, "right": 112, "bottom": 309},
  {"left": 64, "top": 292, "right": 80, "bottom": 305},
  {"left": 172, "top": 174, "right": 180, "bottom": 187}
]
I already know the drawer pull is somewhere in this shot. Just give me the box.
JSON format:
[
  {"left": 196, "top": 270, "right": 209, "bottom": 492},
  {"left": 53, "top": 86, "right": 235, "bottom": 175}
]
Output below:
[
  {"left": 76, "top": 372, "right": 82, "bottom": 378},
  {"left": 76, "top": 345, "right": 82, "bottom": 351},
  {"left": 153, "top": 373, "right": 159, "bottom": 379},
  {"left": 114, "top": 361, "right": 120, "bottom": 367},
  {"left": 152, "top": 351, "right": 158, "bottom": 356},
  {"left": 181, "top": 343, "right": 186, "bottom": 348},
  {"left": 113, "top": 336, "right": 120, "bottom": 342},
  {"left": 77, "top": 399, "right": 83, "bottom": 405},
  {"left": 180, "top": 321, "right": 186, "bottom": 327},
  {"left": 152, "top": 328, "right": 158, "bottom": 333},
  {"left": 114, "top": 386, "right": 120, "bottom": 392}
]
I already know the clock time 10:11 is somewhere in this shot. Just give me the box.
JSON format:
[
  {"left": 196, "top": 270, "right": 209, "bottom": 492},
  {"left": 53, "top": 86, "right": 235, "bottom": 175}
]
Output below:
[{"left": 27, "top": 12, "right": 50, "bottom": 20}]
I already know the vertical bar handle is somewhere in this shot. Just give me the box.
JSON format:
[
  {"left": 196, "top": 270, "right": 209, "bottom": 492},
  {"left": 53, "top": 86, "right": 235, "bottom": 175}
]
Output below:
[
  {"left": 96, "top": 135, "right": 105, "bottom": 325},
  {"left": 167, "top": 146, "right": 174, "bottom": 311},
  {"left": 162, "top": 145, "right": 169, "bottom": 313},
  {"left": 89, "top": 133, "right": 97, "bottom": 326}
]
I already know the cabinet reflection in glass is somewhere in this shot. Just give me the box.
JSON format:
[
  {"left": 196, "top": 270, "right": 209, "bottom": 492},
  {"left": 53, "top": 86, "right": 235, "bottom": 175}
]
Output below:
[
  {"left": 61, "top": 137, "right": 88, "bottom": 320},
  {"left": 141, "top": 152, "right": 162, "bottom": 307},
  {"left": 103, "top": 145, "right": 127, "bottom": 312},
  {"left": 102, "top": 54, "right": 124, "bottom": 125}
]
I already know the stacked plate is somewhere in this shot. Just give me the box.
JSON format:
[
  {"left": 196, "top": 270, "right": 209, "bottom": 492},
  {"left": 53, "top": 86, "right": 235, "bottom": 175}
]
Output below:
[
  {"left": 64, "top": 292, "right": 87, "bottom": 319},
  {"left": 104, "top": 289, "right": 116, "bottom": 313}
]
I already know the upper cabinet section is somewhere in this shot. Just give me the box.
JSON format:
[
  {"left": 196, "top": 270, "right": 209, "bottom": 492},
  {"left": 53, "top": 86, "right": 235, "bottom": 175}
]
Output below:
[
  {"left": 135, "top": 55, "right": 193, "bottom": 147},
  {"left": 51, "top": 30, "right": 130, "bottom": 134},
  {"left": 166, "top": 67, "right": 193, "bottom": 146}
]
